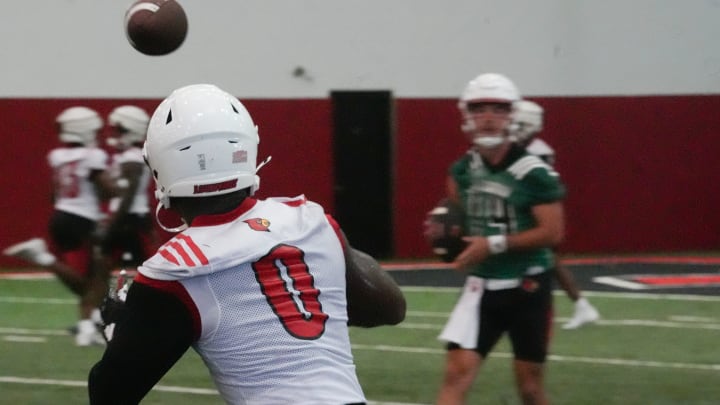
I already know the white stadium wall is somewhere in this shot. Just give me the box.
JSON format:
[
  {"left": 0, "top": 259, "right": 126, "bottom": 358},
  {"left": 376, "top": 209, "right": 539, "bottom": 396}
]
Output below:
[
  {"left": 1, "top": 1, "right": 719, "bottom": 262},
  {"left": 1, "top": 1, "right": 719, "bottom": 98}
]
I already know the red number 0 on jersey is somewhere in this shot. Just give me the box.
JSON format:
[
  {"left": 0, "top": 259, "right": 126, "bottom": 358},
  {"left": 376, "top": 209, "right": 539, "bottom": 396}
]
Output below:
[{"left": 252, "top": 244, "right": 329, "bottom": 340}]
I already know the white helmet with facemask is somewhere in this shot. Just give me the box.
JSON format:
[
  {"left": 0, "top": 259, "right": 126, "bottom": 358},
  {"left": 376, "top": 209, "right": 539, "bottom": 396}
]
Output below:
[
  {"left": 108, "top": 105, "right": 150, "bottom": 148},
  {"left": 458, "top": 73, "right": 520, "bottom": 148},
  {"left": 56, "top": 106, "right": 103, "bottom": 146},
  {"left": 511, "top": 99, "right": 544, "bottom": 145},
  {"left": 143, "top": 84, "right": 269, "bottom": 232}
]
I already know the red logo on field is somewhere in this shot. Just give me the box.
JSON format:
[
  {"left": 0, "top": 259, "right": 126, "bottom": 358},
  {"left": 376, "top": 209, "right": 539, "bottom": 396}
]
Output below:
[
  {"left": 244, "top": 218, "right": 271, "bottom": 232},
  {"left": 633, "top": 274, "right": 720, "bottom": 287}
]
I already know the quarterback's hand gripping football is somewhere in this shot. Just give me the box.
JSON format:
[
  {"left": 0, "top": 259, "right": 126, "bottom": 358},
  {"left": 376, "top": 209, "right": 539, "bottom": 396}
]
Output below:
[
  {"left": 424, "top": 198, "right": 467, "bottom": 263},
  {"left": 422, "top": 215, "right": 445, "bottom": 243}
]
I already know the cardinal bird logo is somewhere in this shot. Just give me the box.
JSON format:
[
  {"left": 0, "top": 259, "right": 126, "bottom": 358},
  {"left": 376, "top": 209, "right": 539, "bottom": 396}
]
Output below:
[{"left": 244, "top": 218, "right": 271, "bottom": 232}]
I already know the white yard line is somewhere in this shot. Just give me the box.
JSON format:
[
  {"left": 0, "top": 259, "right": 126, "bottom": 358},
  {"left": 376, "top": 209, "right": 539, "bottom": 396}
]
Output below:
[
  {"left": 0, "top": 376, "right": 428, "bottom": 405},
  {"left": 350, "top": 344, "right": 720, "bottom": 372},
  {"left": 0, "top": 296, "right": 74, "bottom": 304},
  {"left": 0, "top": 376, "right": 218, "bottom": 394},
  {"left": 401, "top": 286, "right": 720, "bottom": 302},
  {"left": 0, "top": 327, "right": 69, "bottom": 336},
  {"left": 400, "top": 319, "right": 720, "bottom": 331},
  {"left": 3, "top": 336, "right": 47, "bottom": 343}
]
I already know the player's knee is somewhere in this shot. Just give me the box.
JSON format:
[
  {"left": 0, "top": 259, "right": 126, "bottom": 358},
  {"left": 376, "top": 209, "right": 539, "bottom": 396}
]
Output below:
[{"left": 444, "top": 349, "right": 480, "bottom": 382}]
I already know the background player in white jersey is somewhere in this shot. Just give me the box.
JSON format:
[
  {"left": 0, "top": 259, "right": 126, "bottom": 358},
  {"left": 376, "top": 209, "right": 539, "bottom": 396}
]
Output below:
[
  {"left": 512, "top": 100, "right": 600, "bottom": 330},
  {"left": 99, "top": 105, "right": 157, "bottom": 269},
  {"left": 88, "top": 84, "right": 406, "bottom": 405},
  {"left": 3, "top": 106, "right": 117, "bottom": 346}
]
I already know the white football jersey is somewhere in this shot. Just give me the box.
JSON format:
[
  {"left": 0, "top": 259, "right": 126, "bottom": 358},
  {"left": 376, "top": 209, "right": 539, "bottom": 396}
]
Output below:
[
  {"left": 47, "top": 146, "right": 108, "bottom": 221},
  {"left": 139, "top": 196, "right": 365, "bottom": 405},
  {"left": 108, "top": 147, "right": 150, "bottom": 215}
]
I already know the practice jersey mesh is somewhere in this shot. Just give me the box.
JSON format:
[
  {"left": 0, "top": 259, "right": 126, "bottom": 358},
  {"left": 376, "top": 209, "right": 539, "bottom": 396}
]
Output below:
[{"left": 139, "top": 196, "right": 365, "bottom": 404}]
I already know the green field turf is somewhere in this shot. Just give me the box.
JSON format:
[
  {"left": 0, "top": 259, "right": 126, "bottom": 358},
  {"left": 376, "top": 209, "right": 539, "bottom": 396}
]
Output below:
[{"left": 1, "top": 275, "right": 719, "bottom": 404}]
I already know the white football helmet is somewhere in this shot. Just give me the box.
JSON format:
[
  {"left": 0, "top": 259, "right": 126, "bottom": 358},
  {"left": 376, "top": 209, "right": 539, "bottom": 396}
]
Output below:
[
  {"left": 56, "top": 106, "right": 103, "bottom": 146},
  {"left": 144, "top": 84, "right": 261, "bottom": 213},
  {"left": 511, "top": 100, "right": 544, "bottom": 144},
  {"left": 458, "top": 73, "right": 520, "bottom": 148},
  {"left": 107, "top": 105, "right": 149, "bottom": 148}
]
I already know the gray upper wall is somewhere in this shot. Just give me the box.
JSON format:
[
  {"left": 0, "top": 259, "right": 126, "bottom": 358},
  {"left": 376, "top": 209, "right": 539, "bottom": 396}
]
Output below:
[{"left": 2, "top": 0, "right": 718, "bottom": 98}]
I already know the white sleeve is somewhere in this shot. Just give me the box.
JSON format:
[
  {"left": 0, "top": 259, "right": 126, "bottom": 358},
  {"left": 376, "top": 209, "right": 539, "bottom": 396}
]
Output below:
[{"left": 86, "top": 148, "right": 109, "bottom": 170}]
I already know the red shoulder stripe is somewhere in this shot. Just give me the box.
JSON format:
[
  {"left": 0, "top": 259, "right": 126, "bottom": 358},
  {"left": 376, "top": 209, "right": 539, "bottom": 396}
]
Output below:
[
  {"left": 159, "top": 248, "right": 179, "bottom": 265},
  {"left": 282, "top": 196, "right": 307, "bottom": 207},
  {"left": 177, "top": 234, "right": 209, "bottom": 265},
  {"left": 167, "top": 239, "right": 195, "bottom": 266}
]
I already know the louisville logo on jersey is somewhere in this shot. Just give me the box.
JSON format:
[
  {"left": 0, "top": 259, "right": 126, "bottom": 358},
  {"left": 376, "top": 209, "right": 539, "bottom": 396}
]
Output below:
[
  {"left": 521, "top": 277, "right": 539, "bottom": 292},
  {"left": 244, "top": 218, "right": 271, "bottom": 232}
]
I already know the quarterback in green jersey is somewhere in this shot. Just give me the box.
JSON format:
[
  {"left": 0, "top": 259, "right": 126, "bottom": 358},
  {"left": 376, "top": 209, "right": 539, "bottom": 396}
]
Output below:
[
  {"left": 449, "top": 147, "right": 565, "bottom": 279},
  {"left": 436, "top": 73, "right": 564, "bottom": 405}
]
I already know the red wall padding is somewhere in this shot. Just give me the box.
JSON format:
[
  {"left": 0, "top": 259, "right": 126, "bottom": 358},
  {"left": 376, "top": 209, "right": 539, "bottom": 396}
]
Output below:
[
  {"left": 0, "top": 98, "right": 334, "bottom": 267},
  {"left": 2, "top": 95, "right": 719, "bottom": 267},
  {"left": 394, "top": 95, "right": 720, "bottom": 257}
]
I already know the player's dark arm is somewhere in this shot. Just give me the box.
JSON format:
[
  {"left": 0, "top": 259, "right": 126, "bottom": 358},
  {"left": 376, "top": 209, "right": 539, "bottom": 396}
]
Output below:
[
  {"left": 341, "top": 233, "right": 406, "bottom": 327},
  {"left": 88, "top": 279, "right": 195, "bottom": 404},
  {"left": 114, "top": 161, "right": 144, "bottom": 217},
  {"left": 89, "top": 168, "right": 118, "bottom": 201},
  {"left": 106, "top": 161, "right": 144, "bottom": 230}
]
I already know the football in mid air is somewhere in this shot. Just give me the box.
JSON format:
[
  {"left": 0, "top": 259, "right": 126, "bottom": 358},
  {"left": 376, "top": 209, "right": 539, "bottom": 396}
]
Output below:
[
  {"left": 124, "top": 0, "right": 188, "bottom": 56},
  {"left": 426, "top": 198, "right": 466, "bottom": 263}
]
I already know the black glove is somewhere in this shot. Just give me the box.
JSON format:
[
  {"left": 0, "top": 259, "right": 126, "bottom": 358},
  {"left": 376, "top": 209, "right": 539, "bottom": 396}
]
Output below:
[{"left": 100, "top": 295, "right": 127, "bottom": 326}]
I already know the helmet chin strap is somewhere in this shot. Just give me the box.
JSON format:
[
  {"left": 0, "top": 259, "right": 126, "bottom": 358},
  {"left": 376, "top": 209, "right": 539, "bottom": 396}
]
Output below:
[
  {"left": 154, "top": 201, "right": 189, "bottom": 233},
  {"left": 251, "top": 155, "right": 272, "bottom": 195},
  {"left": 152, "top": 155, "right": 274, "bottom": 233}
]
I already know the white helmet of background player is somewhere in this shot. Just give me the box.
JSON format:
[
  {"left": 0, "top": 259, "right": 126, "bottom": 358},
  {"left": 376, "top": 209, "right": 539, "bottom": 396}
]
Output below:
[
  {"left": 144, "top": 84, "right": 264, "bottom": 212},
  {"left": 511, "top": 99, "right": 544, "bottom": 145},
  {"left": 107, "top": 105, "right": 150, "bottom": 148},
  {"left": 458, "top": 73, "right": 520, "bottom": 148},
  {"left": 56, "top": 106, "right": 103, "bottom": 146}
]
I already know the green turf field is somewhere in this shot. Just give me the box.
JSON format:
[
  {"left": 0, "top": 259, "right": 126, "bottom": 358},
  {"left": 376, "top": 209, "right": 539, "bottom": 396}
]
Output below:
[{"left": 1, "top": 275, "right": 719, "bottom": 404}]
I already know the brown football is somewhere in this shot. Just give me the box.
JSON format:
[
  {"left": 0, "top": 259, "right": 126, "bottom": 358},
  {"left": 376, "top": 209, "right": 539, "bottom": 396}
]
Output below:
[
  {"left": 124, "top": 0, "right": 188, "bottom": 56},
  {"left": 428, "top": 198, "right": 467, "bottom": 263}
]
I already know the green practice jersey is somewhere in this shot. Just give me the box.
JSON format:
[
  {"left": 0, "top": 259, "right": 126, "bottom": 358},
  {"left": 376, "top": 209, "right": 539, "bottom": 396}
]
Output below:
[{"left": 449, "top": 146, "right": 566, "bottom": 279}]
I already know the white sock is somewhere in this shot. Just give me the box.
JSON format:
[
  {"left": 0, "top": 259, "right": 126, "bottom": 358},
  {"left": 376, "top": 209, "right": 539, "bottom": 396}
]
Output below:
[
  {"left": 77, "top": 319, "right": 95, "bottom": 334},
  {"left": 90, "top": 308, "right": 103, "bottom": 324}
]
